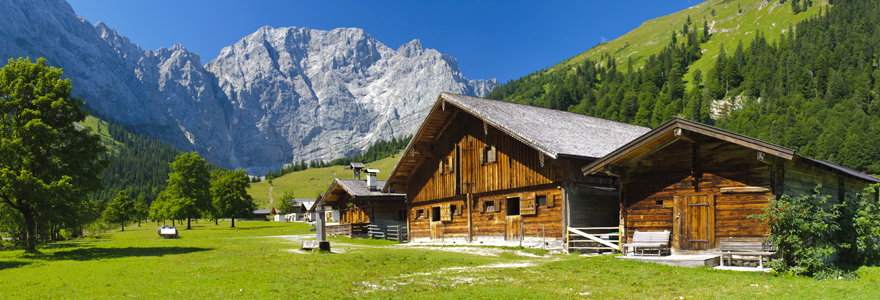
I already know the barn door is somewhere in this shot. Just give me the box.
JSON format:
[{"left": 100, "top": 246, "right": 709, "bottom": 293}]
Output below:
[
  {"left": 674, "top": 195, "right": 715, "bottom": 250},
  {"left": 505, "top": 197, "right": 522, "bottom": 240},
  {"left": 430, "top": 206, "right": 443, "bottom": 240}
]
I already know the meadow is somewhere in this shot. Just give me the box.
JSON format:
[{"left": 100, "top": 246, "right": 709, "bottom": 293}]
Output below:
[{"left": 2, "top": 221, "right": 879, "bottom": 299}]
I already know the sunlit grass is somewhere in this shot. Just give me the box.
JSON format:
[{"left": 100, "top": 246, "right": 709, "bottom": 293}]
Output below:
[{"left": 1, "top": 220, "right": 878, "bottom": 298}]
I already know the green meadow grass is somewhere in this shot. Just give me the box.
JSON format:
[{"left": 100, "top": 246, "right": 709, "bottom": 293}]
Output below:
[
  {"left": 2, "top": 221, "right": 879, "bottom": 299},
  {"left": 248, "top": 151, "right": 403, "bottom": 208}
]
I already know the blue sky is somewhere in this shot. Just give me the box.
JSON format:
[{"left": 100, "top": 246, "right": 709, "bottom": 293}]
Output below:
[{"left": 67, "top": 0, "right": 703, "bottom": 83}]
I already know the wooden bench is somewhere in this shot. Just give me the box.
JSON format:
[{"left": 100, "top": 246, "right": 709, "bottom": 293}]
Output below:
[
  {"left": 719, "top": 237, "right": 776, "bottom": 269},
  {"left": 623, "top": 231, "right": 670, "bottom": 256}
]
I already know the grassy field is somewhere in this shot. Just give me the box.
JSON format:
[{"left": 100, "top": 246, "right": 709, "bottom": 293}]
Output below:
[
  {"left": 248, "top": 151, "right": 403, "bottom": 208},
  {"left": 2, "top": 221, "right": 879, "bottom": 299}
]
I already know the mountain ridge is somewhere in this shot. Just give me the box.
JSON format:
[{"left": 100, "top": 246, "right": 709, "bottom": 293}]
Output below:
[{"left": 0, "top": 0, "right": 496, "bottom": 174}]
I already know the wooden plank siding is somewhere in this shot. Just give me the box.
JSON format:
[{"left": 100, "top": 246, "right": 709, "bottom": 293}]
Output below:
[
  {"left": 409, "top": 188, "right": 564, "bottom": 241},
  {"left": 406, "top": 111, "right": 578, "bottom": 242},
  {"left": 407, "top": 112, "right": 561, "bottom": 204},
  {"left": 623, "top": 139, "right": 773, "bottom": 250}
]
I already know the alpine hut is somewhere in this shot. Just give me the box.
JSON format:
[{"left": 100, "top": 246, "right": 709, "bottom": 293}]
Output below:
[
  {"left": 581, "top": 117, "right": 880, "bottom": 253},
  {"left": 314, "top": 169, "right": 407, "bottom": 237},
  {"left": 383, "top": 93, "right": 650, "bottom": 247}
]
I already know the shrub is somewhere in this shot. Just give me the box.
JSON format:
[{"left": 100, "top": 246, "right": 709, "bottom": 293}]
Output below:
[{"left": 750, "top": 184, "right": 880, "bottom": 279}]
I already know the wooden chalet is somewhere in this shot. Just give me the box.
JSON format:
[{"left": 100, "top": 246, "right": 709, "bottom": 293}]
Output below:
[
  {"left": 315, "top": 172, "right": 407, "bottom": 237},
  {"left": 383, "top": 93, "right": 650, "bottom": 247},
  {"left": 581, "top": 117, "right": 880, "bottom": 253}
]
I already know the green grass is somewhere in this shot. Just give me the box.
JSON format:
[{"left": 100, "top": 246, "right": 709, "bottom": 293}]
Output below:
[
  {"left": 544, "top": 0, "right": 825, "bottom": 92},
  {"left": 2, "top": 221, "right": 879, "bottom": 298},
  {"left": 248, "top": 151, "right": 403, "bottom": 208}
]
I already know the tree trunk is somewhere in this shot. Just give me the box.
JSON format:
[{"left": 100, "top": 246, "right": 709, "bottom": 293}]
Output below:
[
  {"left": 121, "top": 221, "right": 125, "bottom": 232},
  {"left": 215, "top": 219, "right": 218, "bottom": 225},
  {"left": 22, "top": 210, "right": 39, "bottom": 253},
  {"left": 187, "top": 218, "right": 191, "bottom": 230},
  {"left": 231, "top": 218, "right": 235, "bottom": 228},
  {"left": 172, "top": 219, "right": 175, "bottom": 227}
]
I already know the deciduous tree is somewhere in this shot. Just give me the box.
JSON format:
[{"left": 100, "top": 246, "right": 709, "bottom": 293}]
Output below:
[
  {"left": 0, "top": 58, "right": 107, "bottom": 253},
  {"left": 102, "top": 190, "right": 133, "bottom": 231},
  {"left": 161, "top": 152, "right": 211, "bottom": 230},
  {"left": 211, "top": 170, "right": 256, "bottom": 228}
]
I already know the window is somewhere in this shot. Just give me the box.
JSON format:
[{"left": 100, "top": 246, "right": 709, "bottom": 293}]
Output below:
[
  {"left": 445, "top": 156, "right": 454, "bottom": 173},
  {"left": 484, "top": 200, "right": 495, "bottom": 213},
  {"left": 398, "top": 209, "right": 407, "bottom": 221},
  {"left": 507, "top": 197, "right": 520, "bottom": 216},
  {"left": 482, "top": 145, "right": 497, "bottom": 164},
  {"left": 537, "top": 195, "right": 547, "bottom": 207},
  {"left": 450, "top": 204, "right": 457, "bottom": 216},
  {"left": 416, "top": 209, "right": 424, "bottom": 220},
  {"left": 431, "top": 206, "right": 441, "bottom": 222}
]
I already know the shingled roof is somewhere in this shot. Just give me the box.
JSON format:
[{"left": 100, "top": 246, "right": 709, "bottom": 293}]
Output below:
[
  {"left": 317, "top": 179, "right": 406, "bottom": 209},
  {"left": 440, "top": 93, "right": 650, "bottom": 159},
  {"left": 383, "top": 93, "right": 650, "bottom": 193}
]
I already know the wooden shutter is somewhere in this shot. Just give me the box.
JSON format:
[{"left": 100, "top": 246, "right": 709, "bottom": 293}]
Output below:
[
  {"left": 488, "top": 145, "right": 496, "bottom": 163},
  {"left": 441, "top": 204, "right": 451, "bottom": 221},
  {"left": 520, "top": 192, "right": 537, "bottom": 215},
  {"left": 548, "top": 194, "right": 557, "bottom": 208}
]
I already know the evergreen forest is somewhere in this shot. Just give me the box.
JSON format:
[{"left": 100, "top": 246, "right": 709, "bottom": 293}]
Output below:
[
  {"left": 264, "top": 135, "right": 412, "bottom": 179},
  {"left": 486, "top": 0, "right": 880, "bottom": 173}
]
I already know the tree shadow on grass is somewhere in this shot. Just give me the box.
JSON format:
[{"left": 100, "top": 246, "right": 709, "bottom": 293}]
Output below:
[
  {"left": 0, "top": 261, "right": 32, "bottom": 270},
  {"left": 29, "top": 246, "right": 212, "bottom": 261}
]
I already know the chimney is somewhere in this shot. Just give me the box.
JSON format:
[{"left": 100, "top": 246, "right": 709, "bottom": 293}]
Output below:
[{"left": 365, "top": 169, "right": 379, "bottom": 191}]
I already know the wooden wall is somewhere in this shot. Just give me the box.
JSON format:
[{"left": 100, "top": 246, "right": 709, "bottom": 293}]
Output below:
[
  {"left": 406, "top": 112, "right": 562, "bottom": 204},
  {"left": 783, "top": 159, "right": 871, "bottom": 204},
  {"left": 371, "top": 201, "right": 408, "bottom": 226},
  {"left": 623, "top": 139, "right": 773, "bottom": 249},
  {"left": 409, "top": 187, "right": 563, "bottom": 241}
]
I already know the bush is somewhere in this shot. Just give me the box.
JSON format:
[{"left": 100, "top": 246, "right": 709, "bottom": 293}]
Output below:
[{"left": 750, "top": 184, "right": 880, "bottom": 279}]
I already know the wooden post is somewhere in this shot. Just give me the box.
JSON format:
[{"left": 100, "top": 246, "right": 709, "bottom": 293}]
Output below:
[{"left": 467, "top": 193, "right": 473, "bottom": 242}]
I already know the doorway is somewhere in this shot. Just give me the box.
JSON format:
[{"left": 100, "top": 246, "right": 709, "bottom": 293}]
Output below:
[
  {"left": 674, "top": 195, "right": 715, "bottom": 250},
  {"left": 506, "top": 197, "right": 522, "bottom": 240}
]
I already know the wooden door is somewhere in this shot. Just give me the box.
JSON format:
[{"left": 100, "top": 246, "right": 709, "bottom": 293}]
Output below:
[
  {"left": 431, "top": 221, "right": 443, "bottom": 240},
  {"left": 506, "top": 215, "right": 522, "bottom": 240},
  {"left": 460, "top": 141, "right": 475, "bottom": 194},
  {"left": 674, "top": 195, "right": 715, "bottom": 250}
]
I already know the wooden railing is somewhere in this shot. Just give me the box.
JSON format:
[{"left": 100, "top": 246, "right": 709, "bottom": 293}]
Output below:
[
  {"left": 367, "top": 225, "right": 407, "bottom": 242},
  {"left": 567, "top": 227, "right": 620, "bottom": 253},
  {"left": 326, "top": 223, "right": 369, "bottom": 237}
]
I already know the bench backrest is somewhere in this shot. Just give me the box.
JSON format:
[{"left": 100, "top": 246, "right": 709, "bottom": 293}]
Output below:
[
  {"left": 720, "top": 237, "right": 775, "bottom": 251},
  {"left": 632, "top": 231, "right": 670, "bottom": 243}
]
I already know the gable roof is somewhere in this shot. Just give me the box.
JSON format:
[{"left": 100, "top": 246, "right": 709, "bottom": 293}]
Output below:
[
  {"left": 383, "top": 93, "right": 650, "bottom": 192},
  {"left": 581, "top": 117, "right": 880, "bottom": 184}
]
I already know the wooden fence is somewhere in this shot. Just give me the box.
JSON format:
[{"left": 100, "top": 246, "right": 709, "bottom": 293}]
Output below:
[
  {"left": 567, "top": 227, "right": 620, "bottom": 253},
  {"left": 326, "top": 223, "right": 368, "bottom": 237},
  {"left": 367, "top": 224, "right": 407, "bottom": 242}
]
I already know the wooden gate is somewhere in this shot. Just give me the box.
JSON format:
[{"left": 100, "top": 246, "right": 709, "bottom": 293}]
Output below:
[{"left": 674, "top": 195, "right": 715, "bottom": 250}]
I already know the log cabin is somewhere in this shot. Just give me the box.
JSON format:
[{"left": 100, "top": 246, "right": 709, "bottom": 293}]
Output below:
[
  {"left": 316, "top": 170, "right": 407, "bottom": 232},
  {"left": 581, "top": 117, "right": 880, "bottom": 253},
  {"left": 383, "top": 93, "right": 650, "bottom": 247}
]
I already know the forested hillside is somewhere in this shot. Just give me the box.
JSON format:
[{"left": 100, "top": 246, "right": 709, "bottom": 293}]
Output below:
[
  {"left": 82, "top": 117, "right": 181, "bottom": 203},
  {"left": 487, "top": 0, "right": 880, "bottom": 173}
]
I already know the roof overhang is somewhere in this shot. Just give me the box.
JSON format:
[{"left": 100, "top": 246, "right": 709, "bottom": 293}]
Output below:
[
  {"left": 383, "top": 93, "right": 577, "bottom": 193},
  {"left": 581, "top": 118, "right": 796, "bottom": 176}
]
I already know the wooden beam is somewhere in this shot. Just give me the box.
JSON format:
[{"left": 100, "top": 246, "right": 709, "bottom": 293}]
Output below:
[
  {"left": 431, "top": 110, "right": 459, "bottom": 144},
  {"left": 674, "top": 128, "right": 697, "bottom": 143},
  {"left": 720, "top": 186, "right": 772, "bottom": 194},
  {"left": 621, "top": 137, "right": 681, "bottom": 169},
  {"left": 603, "top": 165, "right": 627, "bottom": 177}
]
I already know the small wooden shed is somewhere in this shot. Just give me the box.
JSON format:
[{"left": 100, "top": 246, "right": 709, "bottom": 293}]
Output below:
[
  {"left": 581, "top": 117, "right": 880, "bottom": 252},
  {"left": 383, "top": 93, "right": 650, "bottom": 247},
  {"left": 316, "top": 176, "right": 407, "bottom": 227}
]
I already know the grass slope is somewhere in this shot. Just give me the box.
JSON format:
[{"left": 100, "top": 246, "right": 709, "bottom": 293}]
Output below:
[
  {"left": 548, "top": 0, "right": 825, "bottom": 89},
  {"left": 2, "top": 222, "right": 880, "bottom": 298},
  {"left": 248, "top": 151, "right": 403, "bottom": 208}
]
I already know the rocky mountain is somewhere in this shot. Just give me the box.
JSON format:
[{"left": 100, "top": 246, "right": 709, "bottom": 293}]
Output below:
[{"left": 0, "top": 0, "right": 495, "bottom": 174}]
